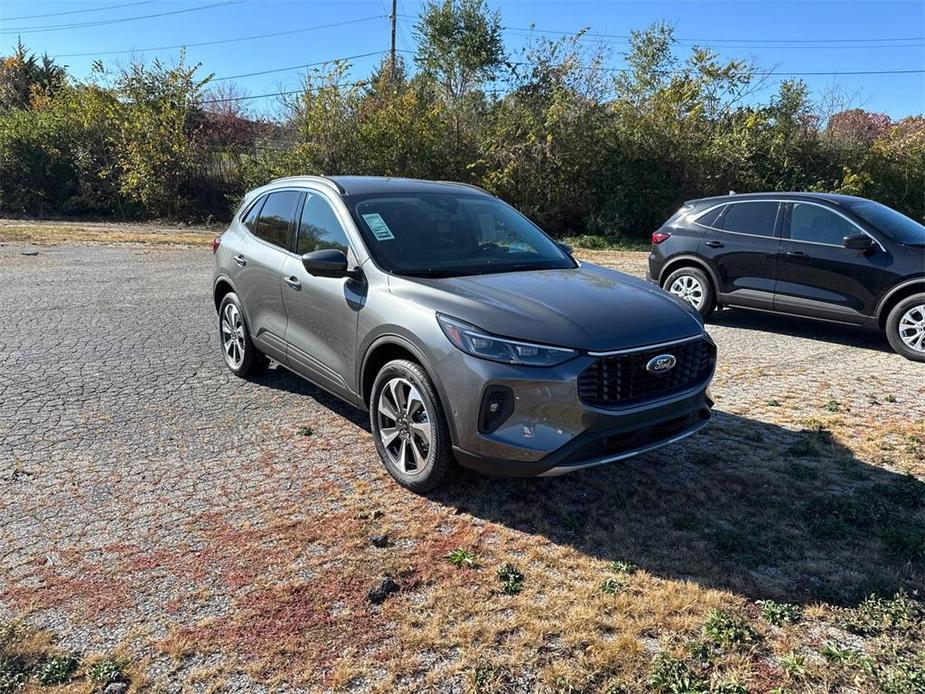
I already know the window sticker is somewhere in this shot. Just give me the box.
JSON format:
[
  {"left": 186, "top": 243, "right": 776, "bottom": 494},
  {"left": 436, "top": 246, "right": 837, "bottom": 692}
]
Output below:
[{"left": 362, "top": 213, "right": 395, "bottom": 241}]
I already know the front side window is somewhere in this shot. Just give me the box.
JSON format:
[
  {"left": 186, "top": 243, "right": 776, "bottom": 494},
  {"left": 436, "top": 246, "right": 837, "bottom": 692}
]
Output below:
[
  {"left": 350, "top": 193, "right": 574, "bottom": 277},
  {"left": 847, "top": 201, "right": 924, "bottom": 246},
  {"left": 789, "top": 203, "right": 858, "bottom": 246},
  {"left": 721, "top": 202, "right": 779, "bottom": 237},
  {"left": 255, "top": 190, "right": 301, "bottom": 249},
  {"left": 297, "top": 193, "right": 350, "bottom": 255}
]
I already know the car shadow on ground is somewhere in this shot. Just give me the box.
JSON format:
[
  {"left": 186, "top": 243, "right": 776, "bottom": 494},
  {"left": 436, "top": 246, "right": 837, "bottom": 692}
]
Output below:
[
  {"left": 246, "top": 361, "right": 921, "bottom": 607},
  {"left": 707, "top": 307, "right": 892, "bottom": 353},
  {"left": 429, "top": 411, "right": 923, "bottom": 607}
]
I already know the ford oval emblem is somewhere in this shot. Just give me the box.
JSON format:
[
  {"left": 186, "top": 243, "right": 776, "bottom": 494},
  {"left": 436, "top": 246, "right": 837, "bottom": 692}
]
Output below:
[{"left": 646, "top": 354, "right": 676, "bottom": 374}]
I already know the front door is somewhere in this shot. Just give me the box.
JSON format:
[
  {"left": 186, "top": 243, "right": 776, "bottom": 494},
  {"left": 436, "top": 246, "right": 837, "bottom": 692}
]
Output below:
[
  {"left": 281, "top": 191, "right": 365, "bottom": 396},
  {"left": 775, "top": 202, "right": 883, "bottom": 323}
]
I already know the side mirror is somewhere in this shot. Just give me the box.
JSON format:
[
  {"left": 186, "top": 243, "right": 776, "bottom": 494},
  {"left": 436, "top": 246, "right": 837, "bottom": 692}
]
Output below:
[
  {"left": 843, "top": 234, "right": 875, "bottom": 250},
  {"left": 557, "top": 242, "right": 574, "bottom": 256},
  {"left": 302, "top": 248, "right": 354, "bottom": 278}
]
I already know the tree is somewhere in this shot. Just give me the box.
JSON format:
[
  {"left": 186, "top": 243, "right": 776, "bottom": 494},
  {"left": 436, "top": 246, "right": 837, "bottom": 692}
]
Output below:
[{"left": 0, "top": 40, "right": 67, "bottom": 110}]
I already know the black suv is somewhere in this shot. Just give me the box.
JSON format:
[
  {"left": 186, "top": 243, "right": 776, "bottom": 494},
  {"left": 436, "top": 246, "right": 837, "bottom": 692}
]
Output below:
[{"left": 648, "top": 193, "right": 925, "bottom": 361}]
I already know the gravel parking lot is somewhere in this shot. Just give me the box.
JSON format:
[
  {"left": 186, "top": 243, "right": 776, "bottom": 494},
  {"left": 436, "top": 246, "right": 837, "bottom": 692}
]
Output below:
[{"left": 1, "top": 241, "right": 922, "bottom": 692}]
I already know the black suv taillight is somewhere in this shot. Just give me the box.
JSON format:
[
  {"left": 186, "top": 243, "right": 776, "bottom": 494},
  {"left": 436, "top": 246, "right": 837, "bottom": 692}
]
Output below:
[
  {"left": 478, "top": 386, "right": 514, "bottom": 434},
  {"left": 652, "top": 231, "right": 671, "bottom": 244}
]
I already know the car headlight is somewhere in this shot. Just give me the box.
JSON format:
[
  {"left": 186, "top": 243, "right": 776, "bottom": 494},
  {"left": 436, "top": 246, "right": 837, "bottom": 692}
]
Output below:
[{"left": 437, "top": 314, "right": 578, "bottom": 367}]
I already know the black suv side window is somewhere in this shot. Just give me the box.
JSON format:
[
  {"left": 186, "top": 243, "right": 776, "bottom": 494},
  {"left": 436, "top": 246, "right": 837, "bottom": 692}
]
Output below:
[
  {"left": 789, "top": 203, "right": 858, "bottom": 246},
  {"left": 721, "top": 202, "right": 779, "bottom": 237},
  {"left": 695, "top": 205, "right": 726, "bottom": 228},
  {"left": 255, "top": 190, "right": 301, "bottom": 249},
  {"left": 297, "top": 193, "right": 350, "bottom": 255}
]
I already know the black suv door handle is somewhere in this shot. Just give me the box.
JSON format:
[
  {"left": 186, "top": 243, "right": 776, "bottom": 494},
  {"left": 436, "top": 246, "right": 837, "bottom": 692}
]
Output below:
[
  {"left": 233, "top": 254, "right": 247, "bottom": 267},
  {"left": 283, "top": 275, "right": 302, "bottom": 290},
  {"left": 786, "top": 250, "right": 807, "bottom": 259},
  {"left": 704, "top": 240, "right": 724, "bottom": 248}
]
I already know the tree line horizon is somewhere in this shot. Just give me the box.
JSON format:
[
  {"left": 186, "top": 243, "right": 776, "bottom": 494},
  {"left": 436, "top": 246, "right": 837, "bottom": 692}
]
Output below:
[{"left": 1, "top": 0, "right": 922, "bottom": 239}]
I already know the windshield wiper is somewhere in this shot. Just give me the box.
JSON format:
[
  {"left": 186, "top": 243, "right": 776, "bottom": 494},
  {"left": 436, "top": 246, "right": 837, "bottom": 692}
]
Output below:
[{"left": 395, "top": 269, "right": 465, "bottom": 278}]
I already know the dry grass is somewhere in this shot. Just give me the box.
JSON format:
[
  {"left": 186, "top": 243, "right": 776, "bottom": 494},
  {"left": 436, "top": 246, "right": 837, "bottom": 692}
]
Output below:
[{"left": 0, "top": 219, "right": 214, "bottom": 246}]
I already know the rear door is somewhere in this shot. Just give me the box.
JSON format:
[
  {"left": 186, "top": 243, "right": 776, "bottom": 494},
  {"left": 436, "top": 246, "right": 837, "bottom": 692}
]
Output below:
[
  {"left": 281, "top": 191, "right": 364, "bottom": 396},
  {"left": 775, "top": 202, "right": 883, "bottom": 323},
  {"left": 696, "top": 200, "right": 782, "bottom": 309},
  {"left": 236, "top": 189, "right": 302, "bottom": 362}
]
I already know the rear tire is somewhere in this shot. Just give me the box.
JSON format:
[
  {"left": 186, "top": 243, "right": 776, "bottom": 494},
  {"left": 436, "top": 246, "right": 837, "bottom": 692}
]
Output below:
[
  {"left": 885, "top": 293, "right": 925, "bottom": 362},
  {"left": 369, "top": 359, "right": 454, "bottom": 493},
  {"left": 663, "top": 266, "right": 716, "bottom": 319},
  {"left": 218, "top": 292, "right": 269, "bottom": 378}
]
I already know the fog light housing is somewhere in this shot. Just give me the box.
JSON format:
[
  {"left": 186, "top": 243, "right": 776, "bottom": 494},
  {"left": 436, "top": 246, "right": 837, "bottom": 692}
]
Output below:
[{"left": 479, "top": 386, "right": 514, "bottom": 434}]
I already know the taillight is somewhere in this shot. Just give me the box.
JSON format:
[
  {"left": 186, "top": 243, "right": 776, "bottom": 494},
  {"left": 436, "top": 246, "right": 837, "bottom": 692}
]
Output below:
[
  {"left": 211, "top": 236, "right": 221, "bottom": 254},
  {"left": 652, "top": 231, "right": 671, "bottom": 244}
]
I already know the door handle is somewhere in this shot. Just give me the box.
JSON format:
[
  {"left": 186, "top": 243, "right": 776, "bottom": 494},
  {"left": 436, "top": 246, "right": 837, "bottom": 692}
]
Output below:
[
  {"left": 704, "top": 240, "right": 724, "bottom": 248},
  {"left": 233, "top": 254, "right": 247, "bottom": 267},
  {"left": 786, "top": 250, "right": 807, "bottom": 259},
  {"left": 283, "top": 275, "right": 302, "bottom": 290}
]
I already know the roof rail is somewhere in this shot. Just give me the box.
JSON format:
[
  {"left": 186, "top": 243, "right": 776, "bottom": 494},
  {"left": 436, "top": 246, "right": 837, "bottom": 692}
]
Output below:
[
  {"left": 435, "top": 180, "right": 490, "bottom": 195},
  {"left": 269, "top": 175, "right": 345, "bottom": 195}
]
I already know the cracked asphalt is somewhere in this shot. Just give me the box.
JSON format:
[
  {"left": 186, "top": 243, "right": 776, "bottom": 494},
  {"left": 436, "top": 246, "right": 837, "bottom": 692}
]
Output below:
[{"left": 1, "top": 243, "right": 922, "bottom": 691}]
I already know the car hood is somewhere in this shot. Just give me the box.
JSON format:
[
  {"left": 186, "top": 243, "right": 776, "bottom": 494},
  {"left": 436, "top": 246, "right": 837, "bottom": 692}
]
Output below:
[{"left": 388, "top": 262, "right": 704, "bottom": 351}]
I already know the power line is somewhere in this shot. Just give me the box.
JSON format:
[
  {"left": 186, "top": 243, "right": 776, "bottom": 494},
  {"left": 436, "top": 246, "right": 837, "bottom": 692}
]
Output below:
[
  {"left": 212, "top": 50, "right": 391, "bottom": 82},
  {"left": 498, "top": 22, "right": 925, "bottom": 45},
  {"left": 1, "top": 0, "right": 242, "bottom": 35},
  {"left": 55, "top": 15, "right": 388, "bottom": 57},
  {"left": 2, "top": 0, "right": 157, "bottom": 21},
  {"left": 198, "top": 79, "right": 371, "bottom": 105}
]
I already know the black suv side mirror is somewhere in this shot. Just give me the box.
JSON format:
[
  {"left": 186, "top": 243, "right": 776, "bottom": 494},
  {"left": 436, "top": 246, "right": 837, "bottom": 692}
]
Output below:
[
  {"left": 843, "top": 234, "right": 875, "bottom": 250},
  {"left": 557, "top": 242, "right": 574, "bottom": 256},
  {"left": 301, "top": 248, "right": 359, "bottom": 278}
]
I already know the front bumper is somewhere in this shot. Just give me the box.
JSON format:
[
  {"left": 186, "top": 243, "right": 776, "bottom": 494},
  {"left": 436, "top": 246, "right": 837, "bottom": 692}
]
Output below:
[{"left": 436, "top": 335, "right": 715, "bottom": 477}]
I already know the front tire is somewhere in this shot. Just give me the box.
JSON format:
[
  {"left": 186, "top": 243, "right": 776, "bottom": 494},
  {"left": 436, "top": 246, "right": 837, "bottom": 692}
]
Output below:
[
  {"left": 885, "top": 293, "right": 925, "bottom": 362},
  {"left": 218, "top": 292, "right": 269, "bottom": 378},
  {"left": 369, "top": 359, "right": 454, "bottom": 493},
  {"left": 663, "top": 266, "right": 716, "bottom": 319}
]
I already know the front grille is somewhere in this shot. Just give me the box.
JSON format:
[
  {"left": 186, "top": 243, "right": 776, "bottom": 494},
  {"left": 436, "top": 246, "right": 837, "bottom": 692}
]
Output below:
[{"left": 577, "top": 337, "right": 715, "bottom": 407}]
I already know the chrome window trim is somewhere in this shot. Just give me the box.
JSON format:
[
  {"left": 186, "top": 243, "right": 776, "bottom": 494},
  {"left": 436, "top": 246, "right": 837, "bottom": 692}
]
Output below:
[
  {"left": 691, "top": 199, "right": 782, "bottom": 238},
  {"left": 586, "top": 333, "right": 705, "bottom": 357},
  {"left": 785, "top": 200, "right": 886, "bottom": 251}
]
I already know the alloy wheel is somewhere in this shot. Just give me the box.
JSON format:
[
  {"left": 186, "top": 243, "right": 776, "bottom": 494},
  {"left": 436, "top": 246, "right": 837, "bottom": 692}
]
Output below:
[
  {"left": 377, "top": 377, "right": 432, "bottom": 475},
  {"left": 668, "top": 275, "right": 705, "bottom": 310},
  {"left": 898, "top": 303, "right": 925, "bottom": 353},
  {"left": 221, "top": 303, "right": 246, "bottom": 369}
]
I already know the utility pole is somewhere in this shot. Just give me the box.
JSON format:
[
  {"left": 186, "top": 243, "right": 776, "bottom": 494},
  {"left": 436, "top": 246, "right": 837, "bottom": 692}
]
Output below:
[{"left": 390, "top": 0, "right": 397, "bottom": 84}]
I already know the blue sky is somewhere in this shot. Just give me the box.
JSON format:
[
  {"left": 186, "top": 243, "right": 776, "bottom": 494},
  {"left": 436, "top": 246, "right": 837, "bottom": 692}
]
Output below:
[{"left": 2, "top": 0, "right": 923, "bottom": 119}]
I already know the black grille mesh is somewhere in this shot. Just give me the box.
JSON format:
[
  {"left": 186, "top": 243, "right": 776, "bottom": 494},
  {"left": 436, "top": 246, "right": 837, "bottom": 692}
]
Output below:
[{"left": 578, "top": 337, "right": 715, "bottom": 407}]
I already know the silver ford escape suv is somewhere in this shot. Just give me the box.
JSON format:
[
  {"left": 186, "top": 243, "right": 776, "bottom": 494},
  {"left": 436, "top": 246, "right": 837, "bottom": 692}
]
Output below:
[{"left": 212, "top": 176, "right": 716, "bottom": 492}]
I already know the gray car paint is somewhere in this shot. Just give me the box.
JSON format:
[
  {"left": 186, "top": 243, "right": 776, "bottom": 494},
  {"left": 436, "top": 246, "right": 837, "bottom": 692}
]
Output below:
[{"left": 214, "top": 176, "right": 714, "bottom": 475}]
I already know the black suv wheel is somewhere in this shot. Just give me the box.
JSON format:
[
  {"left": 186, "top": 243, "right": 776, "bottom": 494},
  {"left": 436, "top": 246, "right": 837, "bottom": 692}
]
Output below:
[{"left": 886, "top": 292, "right": 925, "bottom": 362}]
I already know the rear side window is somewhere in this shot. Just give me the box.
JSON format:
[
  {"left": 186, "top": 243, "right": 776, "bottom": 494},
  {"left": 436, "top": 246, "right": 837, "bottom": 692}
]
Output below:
[
  {"left": 297, "top": 194, "right": 350, "bottom": 255},
  {"left": 255, "top": 190, "right": 301, "bottom": 249},
  {"left": 242, "top": 197, "right": 264, "bottom": 234},
  {"left": 721, "top": 202, "right": 779, "bottom": 237},
  {"left": 789, "top": 203, "right": 858, "bottom": 246},
  {"left": 695, "top": 205, "right": 726, "bottom": 228}
]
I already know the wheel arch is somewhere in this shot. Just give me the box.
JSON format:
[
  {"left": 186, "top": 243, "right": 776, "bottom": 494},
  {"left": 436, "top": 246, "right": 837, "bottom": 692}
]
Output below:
[
  {"left": 876, "top": 278, "right": 925, "bottom": 328},
  {"left": 659, "top": 256, "right": 720, "bottom": 296},
  {"left": 213, "top": 275, "right": 237, "bottom": 312},
  {"left": 359, "top": 334, "right": 460, "bottom": 446}
]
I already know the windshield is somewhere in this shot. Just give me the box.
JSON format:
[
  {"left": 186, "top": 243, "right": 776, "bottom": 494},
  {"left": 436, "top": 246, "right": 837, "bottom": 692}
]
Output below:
[
  {"left": 848, "top": 201, "right": 925, "bottom": 246},
  {"left": 349, "top": 193, "right": 575, "bottom": 276}
]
